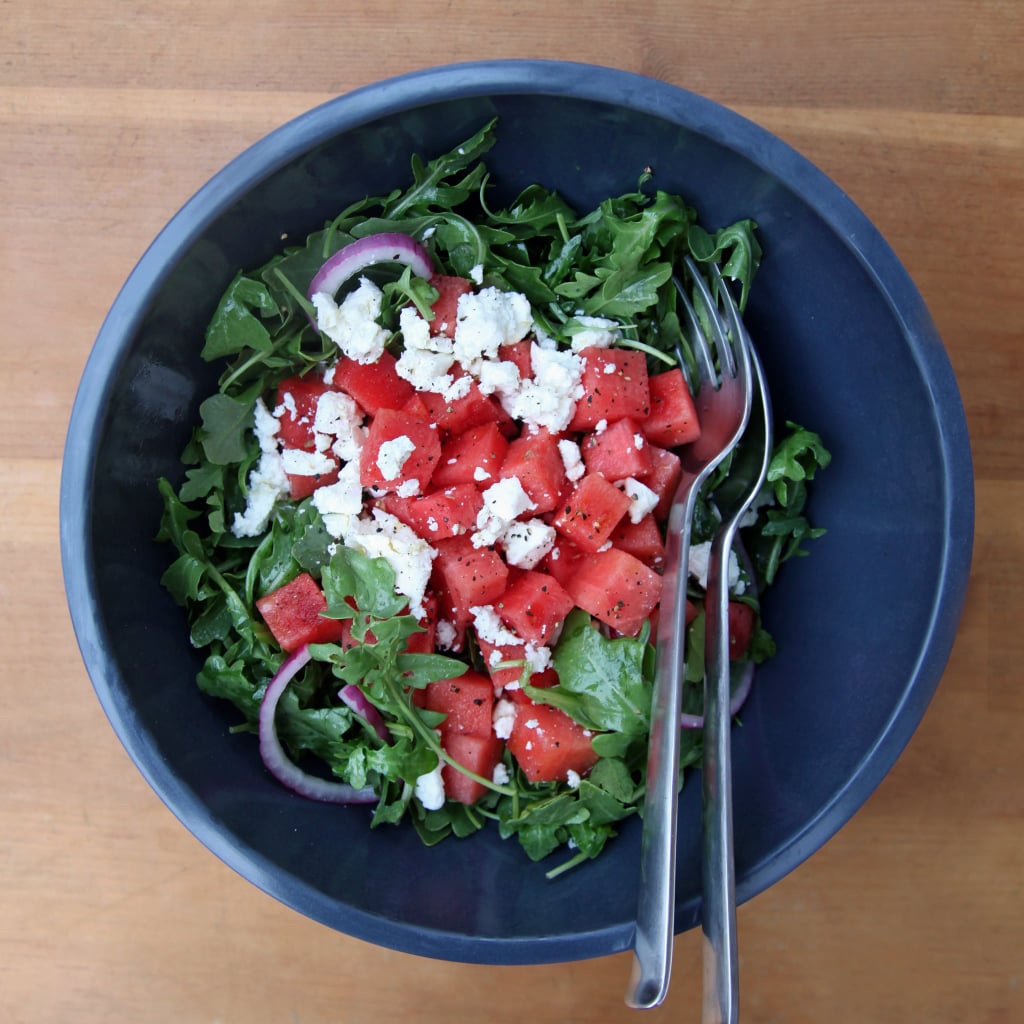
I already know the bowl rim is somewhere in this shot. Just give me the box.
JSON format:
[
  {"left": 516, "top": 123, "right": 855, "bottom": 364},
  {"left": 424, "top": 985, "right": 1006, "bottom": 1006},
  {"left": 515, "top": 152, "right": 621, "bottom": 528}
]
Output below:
[{"left": 59, "top": 59, "right": 974, "bottom": 964}]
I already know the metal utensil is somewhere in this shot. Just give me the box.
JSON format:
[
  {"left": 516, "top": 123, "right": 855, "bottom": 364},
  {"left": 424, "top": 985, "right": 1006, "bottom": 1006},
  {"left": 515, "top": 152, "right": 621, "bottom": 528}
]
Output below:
[
  {"left": 700, "top": 298, "right": 773, "bottom": 1024},
  {"left": 626, "top": 258, "right": 755, "bottom": 1010}
]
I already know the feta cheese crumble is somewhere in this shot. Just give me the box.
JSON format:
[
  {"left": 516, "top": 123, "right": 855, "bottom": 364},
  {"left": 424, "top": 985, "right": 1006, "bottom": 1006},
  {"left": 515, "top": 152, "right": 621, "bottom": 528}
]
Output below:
[
  {"left": 557, "top": 438, "right": 586, "bottom": 482},
  {"left": 281, "top": 448, "right": 336, "bottom": 477},
  {"left": 616, "top": 477, "right": 660, "bottom": 524},
  {"left": 493, "top": 698, "right": 517, "bottom": 740},
  {"left": 453, "top": 286, "right": 533, "bottom": 374},
  {"left": 332, "top": 508, "right": 437, "bottom": 618},
  {"left": 498, "top": 342, "right": 585, "bottom": 433},
  {"left": 312, "top": 390, "right": 366, "bottom": 461},
  {"left": 502, "top": 518, "right": 556, "bottom": 569},
  {"left": 312, "top": 277, "right": 389, "bottom": 364},
  {"left": 472, "top": 476, "right": 536, "bottom": 547},
  {"left": 375, "top": 434, "right": 415, "bottom": 481},
  {"left": 414, "top": 761, "right": 446, "bottom": 811},
  {"left": 568, "top": 315, "right": 621, "bottom": 352},
  {"left": 687, "top": 540, "right": 745, "bottom": 594},
  {"left": 231, "top": 450, "right": 289, "bottom": 538}
]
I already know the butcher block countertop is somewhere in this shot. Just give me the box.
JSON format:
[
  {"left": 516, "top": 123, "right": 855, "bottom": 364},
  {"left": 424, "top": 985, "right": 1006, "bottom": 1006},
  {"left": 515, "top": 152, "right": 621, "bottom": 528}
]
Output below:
[{"left": 2, "top": 1, "right": 1021, "bottom": 1021}]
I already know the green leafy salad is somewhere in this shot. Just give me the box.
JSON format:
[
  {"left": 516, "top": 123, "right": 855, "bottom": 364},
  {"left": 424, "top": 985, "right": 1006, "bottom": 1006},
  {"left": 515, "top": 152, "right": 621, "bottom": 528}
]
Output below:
[{"left": 158, "top": 119, "right": 830, "bottom": 877}]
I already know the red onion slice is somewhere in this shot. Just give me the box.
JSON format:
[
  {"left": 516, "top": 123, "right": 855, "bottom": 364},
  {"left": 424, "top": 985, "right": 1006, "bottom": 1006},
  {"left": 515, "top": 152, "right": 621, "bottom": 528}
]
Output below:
[
  {"left": 679, "top": 659, "right": 756, "bottom": 730},
  {"left": 258, "top": 644, "right": 377, "bottom": 804},
  {"left": 339, "top": 683, "right": 391, "bottom": 744},
  {"left": 308, "top": 232, "right": 434, "bottom": 300}
]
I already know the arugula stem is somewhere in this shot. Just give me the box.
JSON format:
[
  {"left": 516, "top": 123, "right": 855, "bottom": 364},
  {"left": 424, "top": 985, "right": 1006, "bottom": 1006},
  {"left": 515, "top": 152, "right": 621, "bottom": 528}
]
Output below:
[
  {"left": 271, "top": 267, "right": 316, "bottom": 320},
  {"left": 545, "top": 848, "right": 590, "bottom": 880},
  {"left": 615, "top": 337, "right": 678, "bottom": 366},
  {"left": 378, "top": 672, "right": 516, "bottom": 798}
]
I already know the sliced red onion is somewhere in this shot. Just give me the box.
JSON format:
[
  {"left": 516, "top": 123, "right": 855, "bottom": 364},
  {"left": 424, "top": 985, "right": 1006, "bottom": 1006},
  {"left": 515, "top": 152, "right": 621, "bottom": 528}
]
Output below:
[
  {"left": 679, "top": 659, "right": 756, "bottom": 730},
  {"left": 308, "top": 232, "right": 434, "bottom": 300},
  {"left": 339, "top": 683, "right": 391, "bottom": 744},
  {"left": 258, "top": 644, "right": 377, "bottom": 804}
]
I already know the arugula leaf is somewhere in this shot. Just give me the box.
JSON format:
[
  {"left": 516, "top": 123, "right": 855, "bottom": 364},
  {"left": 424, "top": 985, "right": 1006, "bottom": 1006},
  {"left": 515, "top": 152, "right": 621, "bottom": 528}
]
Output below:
[
  {"left": 767, "top": 422, "right": 832, "bottom": 506},
  {"left": 202, "top": 275, "right": 278, "bottom": 360},
  {"left": 535, "top": 610, "right": 652, "bottom": 738},
  {"left": 198, "top": 393, "right": 255, "bottom": 465}
]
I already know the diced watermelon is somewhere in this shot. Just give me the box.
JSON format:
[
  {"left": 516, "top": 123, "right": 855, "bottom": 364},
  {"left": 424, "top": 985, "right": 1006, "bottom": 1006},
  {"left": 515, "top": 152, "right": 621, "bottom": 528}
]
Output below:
[
  {"left": 330, "top": 351, "right": 414, "bottom": 414},
  {"left": 476, "top": 635, "right": 529, "bottom": 692},
  {"left": 420, "top": 377, "right": 512, "bottom": 437},
  {"left": 580, "top": 416, "right": 653, "bottom": 480},
  {"left": 431, "top": 535, "right": 510, "bottom": 628},
  {"left": 401, "top": 392, "right": 432, "bottom": 419},
  {"left": 286, "top": 458, "right": 340, "bottom": 501},
  {"left": 383, "top": 483, "right": 483, "bottom": 541},
  {"left": 542, "top": 537, "right": 590, "bottom": 589},
  {"left": 638, "top": 444, "right": 683, "bottom": 521},
  {"left": 567, "top": 347, "right": 651, "bottom": 431},
  {"left": 405, "top": 594, "right": 438, "bottom": 654},
  {"left": 441, "top": 732, "right": 504, "bottom": 804},
  {"left": 643, "top": 368, "right": 702, "bottom": 447},
  {"left": 275, "top": 376, "right": 332, "bottom": 451},
  {"left": 496, "top": 570, "right": 575, "bottom": 645},
  {"left": 359, "top": 408, "right": 441, "bottom": 494},
  {"left": 423, "top": 671, "right": 494, "bottom": 738},
  {"left": 561, "top": 547, "right": 663, "bottom": 637},
  {"left": 499, "top": 340, "right": 533, "bottom": 378},
  {"left": 610, "top": 513, "right": 666, "bottom": 568},
  {"left": 431, "top": 421, "right": 509, "bottom": 489},
  {"left": 428, "top": 274, "right": 473, "bottom": 337},
  {"left": 255, "top": 572, "right": 345, "bottom": 652},
  {"left": 497, "top": 428, "right": 566, "bottom": 515},
  {"left": 726, "top": 601, "right": 755, "bottom": 661},
  {"left": 506, "top": 699, "right": 598, "bottom": 784},
  {"left": 552, "top": 473, "right": 632, "bottom": 553}
]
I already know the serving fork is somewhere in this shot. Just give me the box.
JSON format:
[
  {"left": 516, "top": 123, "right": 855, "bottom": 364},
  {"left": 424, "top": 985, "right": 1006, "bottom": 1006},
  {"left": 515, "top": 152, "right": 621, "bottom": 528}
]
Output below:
[
  {"left": 699, "top": 330, "right": 773, "bottom": 1024},
  {"left": 627, "top": 258, "right": 755, "bottom": 1010}
]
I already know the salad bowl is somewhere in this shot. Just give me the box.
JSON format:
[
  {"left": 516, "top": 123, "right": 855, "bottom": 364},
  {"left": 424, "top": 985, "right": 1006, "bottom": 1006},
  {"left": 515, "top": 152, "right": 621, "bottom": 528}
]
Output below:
[{"left": 59, "top": 60, "right": 973, "bottom": 964}]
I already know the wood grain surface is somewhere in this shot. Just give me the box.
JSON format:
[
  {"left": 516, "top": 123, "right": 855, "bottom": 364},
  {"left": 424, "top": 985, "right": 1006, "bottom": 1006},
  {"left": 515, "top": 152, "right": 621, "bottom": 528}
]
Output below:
[{"left": 2, "top": 2, "right": 1021, "bottom": 1021}]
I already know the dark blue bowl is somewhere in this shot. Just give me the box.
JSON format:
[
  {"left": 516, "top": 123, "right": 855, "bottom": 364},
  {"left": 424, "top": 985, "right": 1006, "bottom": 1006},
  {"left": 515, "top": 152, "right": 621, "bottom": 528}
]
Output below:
[{"left": 59, "top": 61, "right": 973, "bottom": 964}]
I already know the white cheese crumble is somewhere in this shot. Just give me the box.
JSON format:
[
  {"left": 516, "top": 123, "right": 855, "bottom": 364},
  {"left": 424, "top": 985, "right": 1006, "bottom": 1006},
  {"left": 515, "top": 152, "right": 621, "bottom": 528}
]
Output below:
[
  {"left": 394, "top": 306, "right": 472, "bottom": 402},
  {"left": 453, "top": 286, "right": 533, "bottom": 374},
  {"left": 281, "top": 448, "right": 336, "bottom": 477},
  {"left": 312, "top": 277, "right": 389, "bottom": 365},
  {"left": 312, "top": 460, "right": 364, "bottom": 537},
  {"left": 616, "top": 477, "right": 660, "bottom": 524},
  {"left": 312, "top": 390, "right": 366, "bottom": 462},
  {"left": 231, "top": 450, "right": 289, "bottom": 538},
  {"left": 395, "top": 478, "right": 421, "bottom": 498},
  {"left": 498, "top": 342, "right": 584, "bottom": 433},
  {"left": 336, "top": 508, "right": 437, "bottom": 618},
  {"left": 557, "top": 438, "right": 586, "bottom": 483},
  {"left": 687, "top": 540, "right": 745, "bottom": 595},
  {"left": 565, "top": 769, "right": 582, "bottom": 790},
  {"left": 414, "top": 761, "right": 446, "bottom": 811},
  {"left": 502, "top": 518, "right": 556, "bottom": 569},
  {"left": 435, "top": 620, "right": 458, "bottom": 651},
  {"left": 469, "top": 263, "right": 485, "bottom": 285},
  {"left": 253, "top": 397, "right": 280, "bottom": 452},
  {"left": 493, "top": 698, "right": 517, "bottom": 740},
  {"left": 492, "top": 762, "right": 510, "bottom": 785},
  {"left": 470, "top": 605, "right": 521, "bottom": 648},
  {"left": 568, "top": 315, "right": 621, "bottom": 352},
  {"left": 472, "top": 476, "right": 536, "bottom": 547},
  {"left": 375, "top": 434, "right": 416, "bottom": 481}
]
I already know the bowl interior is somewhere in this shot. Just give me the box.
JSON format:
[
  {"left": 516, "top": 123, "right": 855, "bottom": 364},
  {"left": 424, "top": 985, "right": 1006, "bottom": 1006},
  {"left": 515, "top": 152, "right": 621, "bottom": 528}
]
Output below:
[{"left": 61, "top": 62, "right": 973, "bottom": 964}]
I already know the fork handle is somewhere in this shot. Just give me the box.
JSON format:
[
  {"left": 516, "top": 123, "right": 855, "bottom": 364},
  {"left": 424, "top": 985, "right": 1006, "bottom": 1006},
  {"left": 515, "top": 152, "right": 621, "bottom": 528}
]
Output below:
[{"left": 702, "top": 525, "right": 740, "bottom": 1024}]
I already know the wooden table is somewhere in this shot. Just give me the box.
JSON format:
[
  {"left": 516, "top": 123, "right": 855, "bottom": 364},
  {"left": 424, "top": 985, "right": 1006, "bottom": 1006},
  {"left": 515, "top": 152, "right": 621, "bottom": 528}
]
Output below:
[{"left": 3, "top": 2, "right": 1021, "bottom": 1021}]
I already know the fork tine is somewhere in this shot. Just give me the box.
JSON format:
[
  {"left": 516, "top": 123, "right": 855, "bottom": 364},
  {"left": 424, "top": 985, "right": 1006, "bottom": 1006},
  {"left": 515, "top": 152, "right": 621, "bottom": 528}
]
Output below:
[
  {"left": 673, "top": 274, "right": 716, "bottom": 388},
  {"left": 684, "top": 256, "right": 738, "bottom": 380}
]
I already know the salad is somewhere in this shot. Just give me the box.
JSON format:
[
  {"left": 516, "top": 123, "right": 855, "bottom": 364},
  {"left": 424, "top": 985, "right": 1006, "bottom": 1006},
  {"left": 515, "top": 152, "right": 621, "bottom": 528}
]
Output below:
[{"left": 158, "top": 120, "right": 829, "bottom": 877}]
